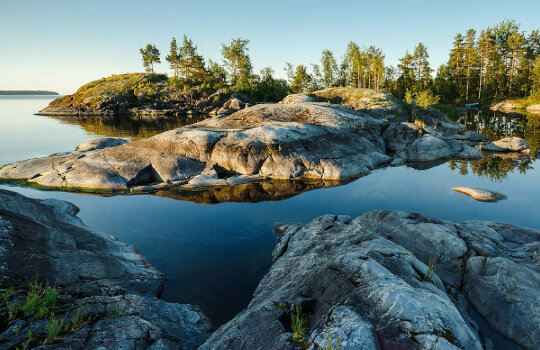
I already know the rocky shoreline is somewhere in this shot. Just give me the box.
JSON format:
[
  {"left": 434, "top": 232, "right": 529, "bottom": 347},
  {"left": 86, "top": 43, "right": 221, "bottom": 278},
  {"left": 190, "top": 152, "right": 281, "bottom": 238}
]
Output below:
[
  {"left": 0, "top": 89, "right": 491, "bottom": 195},
  {"left": 0, "top": 189, "right": 212, "bottom": 349},
  {"left": 37, "top": 74, "right": 251, "bottom": 119},
  {"left": 202, "top": 211, "right": 539, "bottom": 350},
  {"left": 1, "top": 190, "right": 538, "bottom": 349},
  {"left": 490, "top": 99, "right": 540, "bottom": 115}
]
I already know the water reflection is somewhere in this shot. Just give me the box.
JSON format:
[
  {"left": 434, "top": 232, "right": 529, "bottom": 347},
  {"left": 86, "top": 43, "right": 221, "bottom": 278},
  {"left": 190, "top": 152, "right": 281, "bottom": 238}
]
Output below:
[
  {"left": 449, "top": 154, "right": 533, "bottom": 182},
  {"left": 450, "top": 109, "right": 539, "bottom": 181},
  {"left": 48, "top": 114, "right": 208, "bottom": 139},
  {"left": 155, "top": 179, "right": 350, "bottom": 204},
  {"left": 460, "top": 108, "right": 540, "bottom": 157}
]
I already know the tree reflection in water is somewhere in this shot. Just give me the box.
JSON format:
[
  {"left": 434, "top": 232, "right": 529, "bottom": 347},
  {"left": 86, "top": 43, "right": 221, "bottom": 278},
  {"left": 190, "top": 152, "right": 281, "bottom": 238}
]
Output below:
[{"left": 450, "top": 108, "right": 539, "bottom": 181}]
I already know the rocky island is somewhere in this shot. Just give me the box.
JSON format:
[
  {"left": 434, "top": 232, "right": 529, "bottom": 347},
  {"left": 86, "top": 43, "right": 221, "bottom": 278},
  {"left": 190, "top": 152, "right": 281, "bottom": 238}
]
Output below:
[{"left": 0, "top": 87, "right": 487, "bottom": 195}]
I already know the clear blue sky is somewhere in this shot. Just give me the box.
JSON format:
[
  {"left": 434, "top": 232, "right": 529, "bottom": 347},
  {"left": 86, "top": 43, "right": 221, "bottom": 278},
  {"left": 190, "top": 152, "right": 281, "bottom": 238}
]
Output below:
[{"left": 1, "top": 0, "right": 539, "bottom": 94}]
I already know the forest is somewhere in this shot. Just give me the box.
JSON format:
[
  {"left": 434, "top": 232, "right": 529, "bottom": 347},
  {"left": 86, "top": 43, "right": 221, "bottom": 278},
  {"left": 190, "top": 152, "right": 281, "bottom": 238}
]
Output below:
[{"left": 139, "top": 19, "right": 540, "bottom": 106}]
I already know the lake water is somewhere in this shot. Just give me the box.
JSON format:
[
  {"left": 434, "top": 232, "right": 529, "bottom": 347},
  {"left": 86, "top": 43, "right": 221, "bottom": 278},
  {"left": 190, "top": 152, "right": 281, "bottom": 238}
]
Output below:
[{"left": 1, "top": 96, "right": 539, "bottom": 334}]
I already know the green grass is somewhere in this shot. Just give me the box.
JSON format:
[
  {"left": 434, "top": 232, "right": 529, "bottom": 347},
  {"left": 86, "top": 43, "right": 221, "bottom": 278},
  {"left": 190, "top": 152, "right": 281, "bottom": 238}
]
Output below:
[
  {"left": 44, "top": 313, "right": 64, "bottom": 344},
  {"left": 291, "top": 304, "right": 308, "bottom": 344},
  {"left": 432, "top": 104, "right": 463, "bottom": 122}
]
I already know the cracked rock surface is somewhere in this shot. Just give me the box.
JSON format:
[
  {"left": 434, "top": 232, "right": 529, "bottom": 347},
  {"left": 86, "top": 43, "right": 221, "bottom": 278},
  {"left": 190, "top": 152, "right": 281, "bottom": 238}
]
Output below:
[
  {"left": 0, "top": 189, "right": 212, "bottom": 349},
  {"left": 0, "top": 99, "right": 482, "bottom": 194},
  {"left": 200, "top": 211, "right": 539, "bottom": 350}
]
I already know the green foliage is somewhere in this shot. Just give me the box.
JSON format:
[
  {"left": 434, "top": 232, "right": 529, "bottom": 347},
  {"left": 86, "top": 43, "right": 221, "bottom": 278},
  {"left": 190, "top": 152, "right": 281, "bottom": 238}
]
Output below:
[
  {"left": 21, "top": 329, "right": 33, "bottom": 350},
  {"left": 139, "top": 44, "right": 161, "bottom": 73},
  {"left": 415, "top": 90, "right": 440, "bottom": 109},
  {"left": 66, "top": 305, "right": 91, "bottom": 332},
  {"left": 112, "top": 304, "right": 123, "bottom": 318},
  {"left": 222, "top": 38, "right": 253, "bottom": 91},
  {"left": 44, "top": 313, "right": 64, "bottom": 344},
  {"left": 291, "top": 65, "right": 312, "bottom": 93},
  {"left": 424, "top": 256, "right": 438, "bottom": 281},
  {"left": 432, "top": 104, "right": 462, "bottom": 122},
  {"left": 325, "top": 333, "right": 343, "bottom": 350},
  {"left": 405, "top": 90, "right": 414, "bottom": 105},
  {"left": 22, "top": 279, "right": 57, "bottom": 318},
  {"left": 291, "top": 304, "right": 307, "bottom": 344}
]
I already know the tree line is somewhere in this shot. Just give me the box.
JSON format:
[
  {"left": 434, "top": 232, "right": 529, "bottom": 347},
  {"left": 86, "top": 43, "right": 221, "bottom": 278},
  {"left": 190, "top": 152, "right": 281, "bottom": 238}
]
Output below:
[
  {"left": 140, "top": 36, "right": 288, "bottom": 102},
  {"left": 140, "top": 20, "right": 540, "bottom": 105}
]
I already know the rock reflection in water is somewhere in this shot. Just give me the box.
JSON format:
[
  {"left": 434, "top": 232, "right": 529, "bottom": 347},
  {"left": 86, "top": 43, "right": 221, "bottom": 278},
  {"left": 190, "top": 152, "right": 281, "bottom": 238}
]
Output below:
[
  {"left": 451, "top": 108, "right": 538, "bottom": 181},
  {"left": 460, "top": 108, "right": 539, "bottom": 157},
  {"left": 49, "top": 114, "right": 208, "bottom": 139},
  {"left": 154, "top": 179, "right": 351, "bottom": 204}
]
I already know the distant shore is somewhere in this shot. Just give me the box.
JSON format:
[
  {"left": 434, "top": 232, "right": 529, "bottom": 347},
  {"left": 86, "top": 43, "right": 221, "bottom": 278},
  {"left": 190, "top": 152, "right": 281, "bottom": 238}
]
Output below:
[{"left": 0, "top": 90, "right": 59, "bottom": 95}]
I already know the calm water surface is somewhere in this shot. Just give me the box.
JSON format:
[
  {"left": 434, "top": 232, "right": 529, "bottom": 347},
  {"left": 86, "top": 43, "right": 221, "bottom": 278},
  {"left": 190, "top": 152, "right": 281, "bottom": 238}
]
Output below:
[{"left": 1, "top": 96, "right": 539, "bottom": 330}]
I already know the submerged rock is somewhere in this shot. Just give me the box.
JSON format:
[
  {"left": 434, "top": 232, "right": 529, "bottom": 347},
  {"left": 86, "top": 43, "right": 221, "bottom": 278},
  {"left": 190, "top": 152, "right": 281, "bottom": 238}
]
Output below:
[
  {"left": 452, "top": 187, "right": 506, "bottom": 202},
  {"left": 200, "top": 211, "right": 539, "bottom": 350},
  {"left": 481, "top": 137, "right": 530, "bottom": 153},
  {"left": 0, "top": 189, "right": 212, "bottom": 349},
  {"left": 0, "top": 97, "right": 483, "bottom": 194}
]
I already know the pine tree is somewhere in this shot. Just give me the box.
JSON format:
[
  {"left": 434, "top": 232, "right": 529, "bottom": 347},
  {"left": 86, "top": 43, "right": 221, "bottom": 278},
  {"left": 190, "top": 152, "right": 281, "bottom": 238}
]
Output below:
[
  {"left": 139, "top": 44, "right": 160, "bottom": 73},
  {"left": 222, "top": 38, "right": 253, "bottom": 91},
  {"left": 412, "top": 43, "right": 432, "bottom": 90},
  {"left": 464, "top": 29, "right": 478, "bottom": 101},
  {"left": 449, "top": 33, "right": 465, "bottom": 97},
  {"left": 179, "top": 35, "right": 207, "bottom": 84},
  {"left": 320, "top": 50, "right": 338, "bottom": 88},
  {"left": 291, "top": 65, "right": 312, "bottom": 93},
  {"left": 397, "top": 51, "right": 414, "bottom": 96},
  {"left": 531, "top": 57, "right": 540, "bottom": 95},
  {"left": 165, "top": 37, "right": 181, "bottom": 78},
  {"left": 507, "top": 30, "right": 526, "bottom": 95}
]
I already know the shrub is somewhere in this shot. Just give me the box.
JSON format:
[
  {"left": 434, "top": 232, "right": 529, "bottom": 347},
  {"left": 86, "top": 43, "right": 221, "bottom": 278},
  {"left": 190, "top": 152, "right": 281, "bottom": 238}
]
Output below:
[
  {"left": 45, "top": 313, "right": 64, "bottom": 344},
  {"left": 415, "top": 90, "right": 440, "bottom": 109}
]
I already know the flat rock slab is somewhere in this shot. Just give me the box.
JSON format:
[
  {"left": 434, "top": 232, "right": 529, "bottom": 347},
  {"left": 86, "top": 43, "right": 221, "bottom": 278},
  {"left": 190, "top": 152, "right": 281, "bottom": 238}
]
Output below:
[{"left": 452, "top": 187, "right": 507, "bottom": 202}]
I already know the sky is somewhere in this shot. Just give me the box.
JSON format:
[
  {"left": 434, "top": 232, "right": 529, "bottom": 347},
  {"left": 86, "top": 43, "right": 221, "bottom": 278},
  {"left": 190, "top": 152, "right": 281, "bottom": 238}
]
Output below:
[{"left": 1, "top": 0, "right": 540, "bottom": 94}]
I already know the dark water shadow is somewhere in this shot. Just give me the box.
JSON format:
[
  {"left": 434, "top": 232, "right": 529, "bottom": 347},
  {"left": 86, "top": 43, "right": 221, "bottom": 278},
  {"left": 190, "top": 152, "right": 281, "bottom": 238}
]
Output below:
[
  {"left": 46, "top": 114, "right": 208, "bottom": 139},
  {"left": 154, "top": 179, "right": 352, "bottom": 204}
]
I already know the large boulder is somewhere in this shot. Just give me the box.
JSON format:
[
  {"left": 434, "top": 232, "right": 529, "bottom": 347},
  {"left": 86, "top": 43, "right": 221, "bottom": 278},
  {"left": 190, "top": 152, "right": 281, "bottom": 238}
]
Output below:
[
  {"left": 0, "top": 189, "right": 212, "bottom": 349},
  {"left": 279, "top": 93, "right": 317, "bottom": 104},
  {"left": 200, "top": 211, "right": 539, "bottom": 350},
  {"left": 490, "top": 99, "right": 519, "bottom": 112},
  {"left": 481, "top": 137, "right": 530, "bottom": 153},
  {"left": 309, "top": 87, "right": 406, "bottom": 120},
  {"left": 0, "top": 102, "right": 483, "bottom": 194}
]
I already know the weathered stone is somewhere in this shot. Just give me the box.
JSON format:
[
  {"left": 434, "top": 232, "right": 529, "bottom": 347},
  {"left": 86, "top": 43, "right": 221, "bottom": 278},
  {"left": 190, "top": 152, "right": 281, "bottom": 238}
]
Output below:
[
  {"left": 1, "top": 91, "right": 485, "bottom": 194},
  {"left": 0, "top": 190, "right": 212, "bottom": 349},
  {"left": 279, "top": 93, "right": 317, "bottom": 104},
  {"left": 452, "top": 187, "right": 506, "bottom": 202},
  {"left": 201, "top": 211, "right": 538, "bottom": 350},
  {"left": 75, "top": 137, "right": 128, "bottom": 152},
  {"left": 481, "top": 137, "right": 530, "bottom": 153}
]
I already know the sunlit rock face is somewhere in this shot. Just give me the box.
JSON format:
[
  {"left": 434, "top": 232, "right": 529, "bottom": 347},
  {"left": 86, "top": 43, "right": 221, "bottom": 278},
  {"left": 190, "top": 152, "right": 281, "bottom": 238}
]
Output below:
[
  {"left": 201, "top": 211, "right": 540, "bottom": 350},
  {"left": 452, "top": 187, "right": 506, "bottom": 202},
  {"left": 0, "top": 99, "right": 483, "bottom": 194},
  {"left": 0, "top": 189, "right": 212, "bottom": 349}
]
